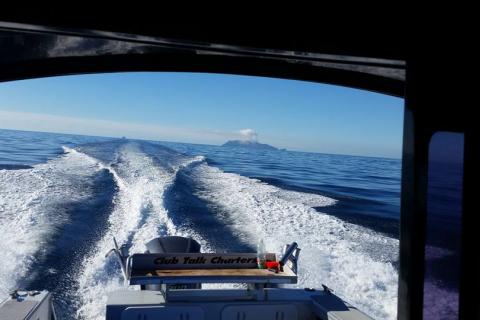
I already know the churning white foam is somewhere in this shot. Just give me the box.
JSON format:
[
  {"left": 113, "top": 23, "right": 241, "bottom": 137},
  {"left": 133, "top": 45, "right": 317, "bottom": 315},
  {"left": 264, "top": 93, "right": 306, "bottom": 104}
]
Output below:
[
  {"left": 0, "top": 148, "right": 101, "bottom": 299},
  {"left": 190, "top": 164, "right": 399, "bottom": 320},
  {"left": 1, "top": 142, "right": 399, "bottom": 320},
  {"left": 74, "top": 143, "right": 210, "bottom": 320}
]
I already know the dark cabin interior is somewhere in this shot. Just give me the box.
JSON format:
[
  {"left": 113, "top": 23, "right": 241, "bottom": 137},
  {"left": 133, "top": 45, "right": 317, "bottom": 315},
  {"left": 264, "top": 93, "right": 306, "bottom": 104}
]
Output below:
[{"left": 0, "top": 15, "right": 477, "bottom": 320}]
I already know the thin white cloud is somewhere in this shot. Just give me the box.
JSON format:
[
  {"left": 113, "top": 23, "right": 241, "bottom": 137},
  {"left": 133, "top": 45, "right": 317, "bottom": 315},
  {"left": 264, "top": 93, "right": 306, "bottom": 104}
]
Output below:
[{"left": 0, "top": 110, "right": 242, "bottom": 145}]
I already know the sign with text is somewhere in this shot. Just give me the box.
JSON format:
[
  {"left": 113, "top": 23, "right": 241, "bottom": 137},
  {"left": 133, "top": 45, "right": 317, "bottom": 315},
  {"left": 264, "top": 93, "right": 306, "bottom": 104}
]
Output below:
[{"left": 130, "top": 253, "right": 265, "bottom": 270}]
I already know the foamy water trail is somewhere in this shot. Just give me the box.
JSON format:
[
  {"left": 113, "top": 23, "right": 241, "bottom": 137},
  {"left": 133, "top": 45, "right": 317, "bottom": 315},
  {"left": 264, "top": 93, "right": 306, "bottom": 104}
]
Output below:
[
  {"left": 74, "top": 143, "right": 210, "bottom": 320},
  {"left": 190, "top": 164, "right": 399, "bottom": 320},
  {"left": 0, "top": 148, "right": 100, "bottom": 298},
  {"left": 1, "top": 141, "right": 400, "bottom": 320}
]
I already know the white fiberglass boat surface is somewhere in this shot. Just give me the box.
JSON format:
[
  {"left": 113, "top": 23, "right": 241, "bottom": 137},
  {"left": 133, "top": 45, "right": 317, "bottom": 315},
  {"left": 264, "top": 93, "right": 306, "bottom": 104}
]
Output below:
[{"left": 0, "top": 236, "right": 374, "bottom": 320}]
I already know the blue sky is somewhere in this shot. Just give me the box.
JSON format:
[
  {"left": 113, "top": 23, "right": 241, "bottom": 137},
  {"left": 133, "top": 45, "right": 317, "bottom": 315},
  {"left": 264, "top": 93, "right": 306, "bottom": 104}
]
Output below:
[{"left": 0, "top": 72, "right": 404, "bottom": 158}]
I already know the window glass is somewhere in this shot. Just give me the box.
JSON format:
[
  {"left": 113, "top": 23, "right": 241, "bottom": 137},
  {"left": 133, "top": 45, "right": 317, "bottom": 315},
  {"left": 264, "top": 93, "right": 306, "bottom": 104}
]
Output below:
[
  {"left": 424, "top": 132, "right": 464, "bottom": 319},
  {"left": 0, "top": 73, "right": 404, "bottom": 319}
]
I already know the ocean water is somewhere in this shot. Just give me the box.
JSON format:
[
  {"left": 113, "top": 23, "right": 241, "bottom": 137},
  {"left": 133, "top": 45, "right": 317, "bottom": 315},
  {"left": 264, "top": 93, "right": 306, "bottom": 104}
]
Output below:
[{"left": 0, "top": 128, "right": 401, "bottom": 320}]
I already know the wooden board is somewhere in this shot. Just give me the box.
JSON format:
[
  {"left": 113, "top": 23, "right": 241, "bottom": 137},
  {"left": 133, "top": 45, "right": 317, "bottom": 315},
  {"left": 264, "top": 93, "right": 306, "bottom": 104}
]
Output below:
[
  {"left": 151, "top": 268, "right": 294, "bottom": 277},
  {"left": 129, "top": 266, "right": 297, "bottom": 285}
]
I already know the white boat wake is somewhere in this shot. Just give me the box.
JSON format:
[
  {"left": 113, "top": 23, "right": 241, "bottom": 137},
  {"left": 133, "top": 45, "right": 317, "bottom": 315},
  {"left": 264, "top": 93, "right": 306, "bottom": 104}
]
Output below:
[{"left": 0, "top": 142, "right": 399, "bottom": 320}]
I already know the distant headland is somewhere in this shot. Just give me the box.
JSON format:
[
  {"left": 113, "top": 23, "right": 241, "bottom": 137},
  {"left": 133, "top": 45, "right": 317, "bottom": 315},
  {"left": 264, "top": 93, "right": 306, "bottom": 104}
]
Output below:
[{"left": 222, "top": 140, "right": 280, "bottom": 151}]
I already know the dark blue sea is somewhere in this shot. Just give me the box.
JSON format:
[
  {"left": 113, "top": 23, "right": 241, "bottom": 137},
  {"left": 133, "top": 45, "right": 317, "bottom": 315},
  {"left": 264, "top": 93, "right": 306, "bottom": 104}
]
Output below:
[{"left": 1, "top": 128, "right": 444, "bottom": 320}]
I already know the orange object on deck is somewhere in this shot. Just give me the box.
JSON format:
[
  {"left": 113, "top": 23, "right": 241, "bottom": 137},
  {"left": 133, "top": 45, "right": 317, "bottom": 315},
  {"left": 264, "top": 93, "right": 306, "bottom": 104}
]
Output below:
[{"left": 266, "top": 261, "right": 279, "bottom": 270}]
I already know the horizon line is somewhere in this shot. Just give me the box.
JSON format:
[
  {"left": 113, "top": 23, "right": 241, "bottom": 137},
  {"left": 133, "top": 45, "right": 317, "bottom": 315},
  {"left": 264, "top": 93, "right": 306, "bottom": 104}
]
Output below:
[{"left": 0, "top": 126, "right": 403, "bottom": 161}]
